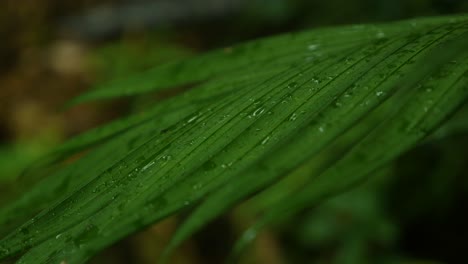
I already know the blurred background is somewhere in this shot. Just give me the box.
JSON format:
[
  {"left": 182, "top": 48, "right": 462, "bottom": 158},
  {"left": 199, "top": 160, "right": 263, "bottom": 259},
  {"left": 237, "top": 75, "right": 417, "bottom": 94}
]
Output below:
[{"left": 1, "top": 0, "right": 468, "bottom": 263}]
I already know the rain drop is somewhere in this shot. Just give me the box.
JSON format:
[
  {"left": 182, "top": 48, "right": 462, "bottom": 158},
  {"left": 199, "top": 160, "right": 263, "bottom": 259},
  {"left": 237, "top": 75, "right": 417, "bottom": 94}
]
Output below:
[
  {"left": 192, "top": 183, "right": 203, "bottom": 190},
  {"left": 376, "top": 31, "right": 386, "bottom": 38},
  {"left": 141, "top": 161, "right": 155, "bottom": 172},
  {"left": 73, "top": 224, "right": 99, "bottom": 247},
  {"left": 202, "top": 160, "right": 217, "bottom": 171},
  {"left": 187, "top": 115, "right": 199, "bottom": 124},
  {"left": 288, "top": 82, "right": 298, "bottom": 89},
  {"left": 308, "top": 44, "right": 319, "bottom": 51},
  {"left": 127, "top": 171, "right": 137, "bottom": 179},
  {"left": 289, "top": 113, "right": 298, "bottom": 121},
  {"left": 305, "top": 56, "right": 315, "bottom": 62},
  {"left": 160, "top": 155, "right": 173, "bottom": 162},
  {"left": 261, "top": 136, "right": 271, "bottom": 145},
  {"left": 20, "top": 227, "right": 29, "bottom": 235},
  {"left": 252, "top": 107, "right": 265, "bottom": 117}
]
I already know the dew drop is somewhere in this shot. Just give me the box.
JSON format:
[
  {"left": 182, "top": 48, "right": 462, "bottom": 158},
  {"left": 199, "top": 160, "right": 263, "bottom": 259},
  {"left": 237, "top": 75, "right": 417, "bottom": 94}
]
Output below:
[
  {"left": 308, "top": 44, "right": 319, "bottom": 51},
  {"left": 187, "top": 115, "right": 199, "bottom": 124},
  {"left": 318, "top": 126, "right": 325, "bottom": 133},
  {"left": 289, "top": 113, "right": 298, "bottom": 121},
  {"left": 160, "top": 155, "right": 173, "bottom": 162},
  {"left": 375, "top": 91, "right": 384, "bottom": 97},
  {"left": 288, "top": 82, "right": 298, "bottom": 89},
  {"left": 305, "top": 56, "right": 315, "bottom": 62},
  {"left": 261, "top": 136, "right": 271, "bottom": 145},
  {"left": 376, "top": 31, "right": 386, "bottom": 38},
  {"left": 73, "top": 224, "right": 99, "bottom": 247},
  {"left": 141, "top": 161, "right": 155, "bottom": 172},
  {"left": 127, "top": 171, "right": 137, "bottom": 179},
  {"left": 252, "top": 107, "right": 265, "bottom": 117},
  {"left": 192, "top": 183, "right": 203, "bottom": 190},
  {"left": 20, "top": 227, "right": 29, "bottom": 235},
  {"left": 202, "top": 160, "right": 217, "bottom": 171}
]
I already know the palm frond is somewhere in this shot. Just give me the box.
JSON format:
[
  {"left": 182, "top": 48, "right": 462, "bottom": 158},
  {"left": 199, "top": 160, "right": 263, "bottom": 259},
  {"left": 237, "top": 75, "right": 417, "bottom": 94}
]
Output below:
[{"left": 0, "top": 14, "right": 467, "bottom": 264}]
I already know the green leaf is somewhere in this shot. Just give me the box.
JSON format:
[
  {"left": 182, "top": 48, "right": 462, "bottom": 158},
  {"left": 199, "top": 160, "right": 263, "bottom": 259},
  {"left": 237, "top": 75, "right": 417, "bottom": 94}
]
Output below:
[
  {"left": 0, "top": 14, "right": 467, "bottom": 264},
  {"left": 165, "top": 24, "right": 468, "bottom": 260}
]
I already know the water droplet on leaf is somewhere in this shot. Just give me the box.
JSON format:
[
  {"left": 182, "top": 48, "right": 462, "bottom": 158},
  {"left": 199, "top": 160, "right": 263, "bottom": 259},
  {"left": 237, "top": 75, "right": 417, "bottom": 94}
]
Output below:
[
  {"left": 261, "top": 136, "right": 271, "bottom": 145},
  {"left": 141, "top": 160, "right": 155, "bottom": 172},
  {"left": 288, "top": 82, "right": 298, "bottom": 89},
  {"left": 192, "top": 183, "right": 203, "bottom": 190},
  {"left": 289, "top": 113, "right": 298, "bottom": 121},
  {"left": 376, "top": 31, "right": 386, "bottom": 38},
  {"left": 308, "top": 44, "right": 319, "bottom": 51},
  {"left": 252, "top": 107, "right": 265, "bottom": 117},
  {"left": 74, "top": 224, "right": 99, "bottom": 247},
  {"left": 202, "top": 160, "right": 217, "bottom": 171}
]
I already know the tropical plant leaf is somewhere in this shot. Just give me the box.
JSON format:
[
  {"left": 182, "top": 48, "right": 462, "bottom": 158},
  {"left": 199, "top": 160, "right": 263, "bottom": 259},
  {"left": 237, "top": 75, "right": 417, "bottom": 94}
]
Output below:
[
  {"left": 164, "top": 25, "right": 468, "bottom": 260},
  {"left": 0, "top": 14, "right": 467, "bottom": 264},
  {"left": 68, "top": 15, "right": 463, "bottom": 105}
]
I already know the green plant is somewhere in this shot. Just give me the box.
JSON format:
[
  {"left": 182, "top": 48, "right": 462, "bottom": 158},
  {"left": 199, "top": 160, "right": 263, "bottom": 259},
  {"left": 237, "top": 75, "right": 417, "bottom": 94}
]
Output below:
[{"left": 1, "top": 14, "right": 467, "bottom": 263}]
